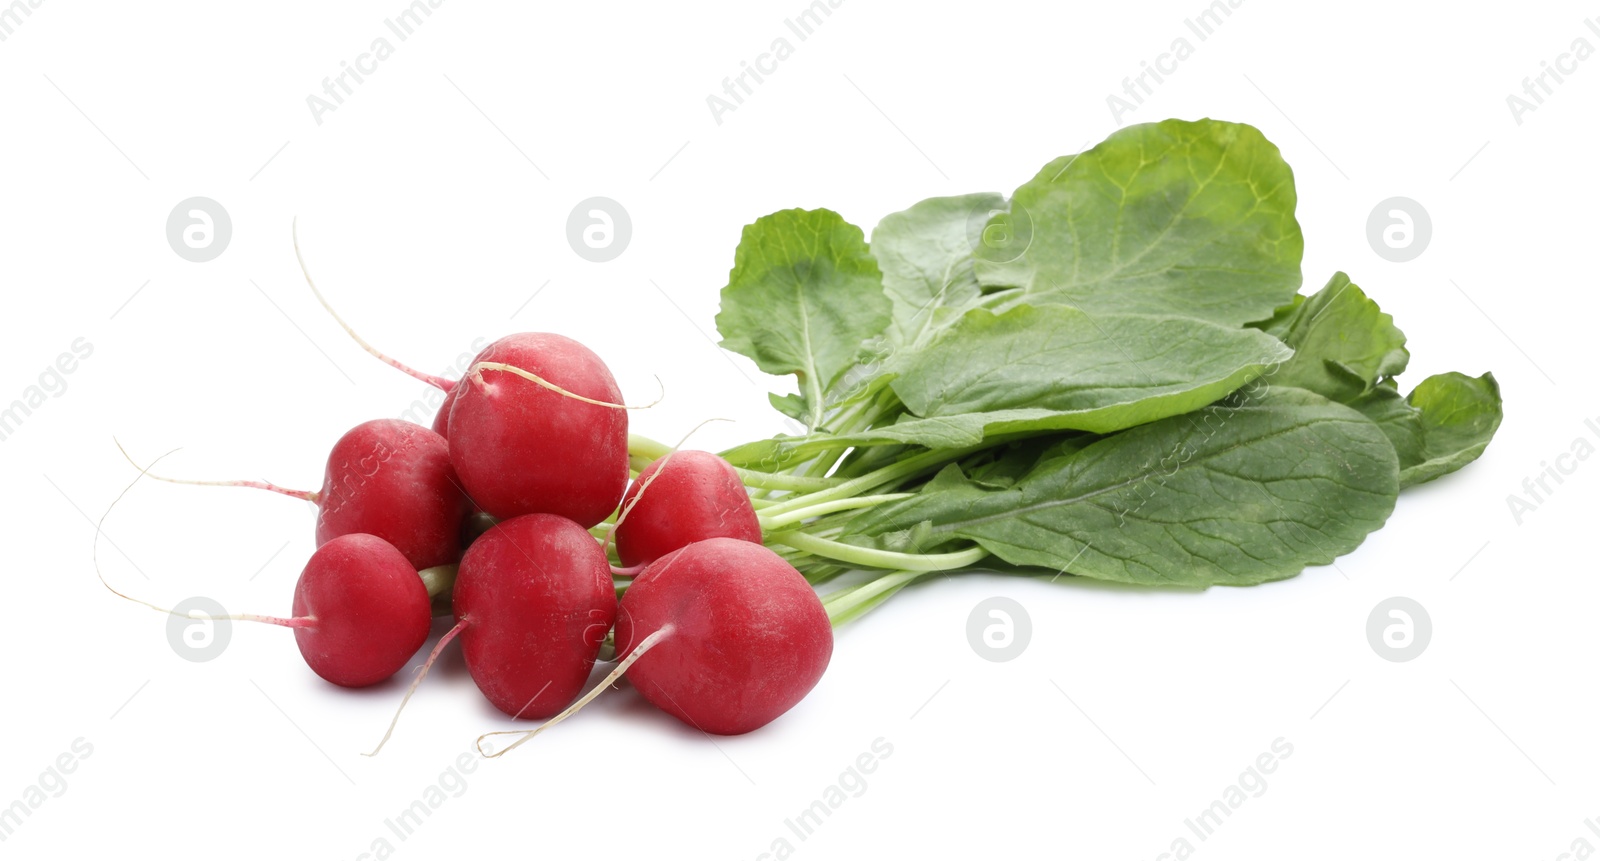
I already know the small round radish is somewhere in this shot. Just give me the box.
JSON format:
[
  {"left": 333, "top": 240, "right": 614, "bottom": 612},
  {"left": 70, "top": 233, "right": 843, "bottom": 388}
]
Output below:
[
  {"left": 313, "top": 419, "right": 471, "bottom": 569},
  {"left": 613, "top": 450, "right": 762, "bottom": 568},
  {"left": 483, "top": 538, "right": 831, "bottom": 754},
  {"left": 453, "top": 513, "right": 616, "bottom": 718},
  {"left": 612, "top": 538, "right": 831, "bottom": 734},
  {"left": 291, "top": 534, "right": 432, "bottom": 688},
  {"left": 447, "top": 334, "right": 629, "bottom": 527},
  {"left": 126, "top": 419, "right": 471, "bottom": 571}
]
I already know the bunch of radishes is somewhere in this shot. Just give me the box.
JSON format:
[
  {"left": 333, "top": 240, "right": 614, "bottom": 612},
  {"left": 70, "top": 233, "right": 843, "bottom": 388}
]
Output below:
[{"left": 105, "top": 233, "right": 832, "bottom": 754}]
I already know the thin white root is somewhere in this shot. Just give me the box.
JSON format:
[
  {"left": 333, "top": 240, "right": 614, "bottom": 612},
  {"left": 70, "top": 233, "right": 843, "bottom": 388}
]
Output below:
[
  {"left": 114, "top": 438, "right": 318, "bottom": 502},
  {"left": 468, "top": 361, "right": 665, "bottom": 410},
  {"left": 366, "top": 617, "right": 470, "bottom": 757},
  {"left": 476, "top": 626, "right": 673, "bottom": 758},
  {"left": 292, "top": 217, "right": 455, "bottom": 391},
  {"left": 96, "top": 445, "right": 314, "bottom": 629}
]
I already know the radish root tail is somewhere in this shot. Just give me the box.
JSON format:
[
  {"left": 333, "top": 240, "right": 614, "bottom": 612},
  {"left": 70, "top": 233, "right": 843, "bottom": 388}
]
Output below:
[
  {"left": 96, "top": 445, "right": 316, "bottom": 629},
  {"left": 114, "top": 438, "right": 318, "bottom": 502},
  {"left": 292, "top": 217, "right": 456, "bottom": 392},
  {"left": 476, "top": 625, "right": 674, "bottom": 758},
  {"left": 467, "top": 361, "right": 665, "bottom": 411},
  {"left": 366, "top": 616, "right": 471, "bottom": 757}
]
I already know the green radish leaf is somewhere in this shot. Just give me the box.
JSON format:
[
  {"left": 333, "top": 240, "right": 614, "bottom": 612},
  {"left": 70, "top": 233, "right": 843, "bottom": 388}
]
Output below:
[
  {"left": 724, "top": 306, "right": 1291, "bottom": 459},
  {"left": 768, "top": 392, "right": 810, "bottom": 423},
  {"left": 891, "top": 306, "right": 1292, "bottom": 428},
  {"left": 716, "top": 208, "right": 893, "bottom": 429},
  {"left": 981, "top": 118, "right": 1304, "bottom": 326},
  {"left": 843, "top": 387, "right": 1399, "bottom": 587},
  {"left": 1261, "top": 272, "right": 1409, "bottom": 402},
  {"left": 1353, "top": 371, "right": 1503, "bottom": 488},
  {"left": 870, "top": 192, "right": 1003, "bottom": 349}
]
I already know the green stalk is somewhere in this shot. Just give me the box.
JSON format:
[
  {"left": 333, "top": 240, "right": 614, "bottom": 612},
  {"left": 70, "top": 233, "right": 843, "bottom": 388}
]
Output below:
[
  {"left": 418, "top": 564, "right": 457, "bottom": 599},
  {"left": 626, "top": 433, "right": 673, "bottom": 461},
  {"left": 770, "top": 530, "right": 987, "bottom": 572},
  {"left": 758, "top": 493, "right": 911, "bottom": 531},
  {"left": 734, "top": 468, "right": 840, "bottom": 492},
  {"left": 823, "top": 569, "right": 933, "bottom": 626},
  {"left": 758, "top": 443, "right": 983, "bottom": 519}
]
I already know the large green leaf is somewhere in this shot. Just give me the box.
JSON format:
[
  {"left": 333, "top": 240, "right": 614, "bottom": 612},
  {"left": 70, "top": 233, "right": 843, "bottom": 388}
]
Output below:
[
  {"left": 716, "top": 208, "right": 893, "bottom": 429},
  {"left": 870, "top": 193, "right": 1001, "bottom": 349},
  {"left": 978, "top": 118, "right": 1304, "bottom": 326},
  {"left": 1354, "top": 372, "right": 1502, "bottom": 488},
  {"left": 1259, "top": 272, "right": 1409, "bottom": 402},
  {"left": 844, "top": 387, "right": 1399, "bottom": 586},
  {"left": 720, "top": 306, "right": 1292, "bottom": 462}
]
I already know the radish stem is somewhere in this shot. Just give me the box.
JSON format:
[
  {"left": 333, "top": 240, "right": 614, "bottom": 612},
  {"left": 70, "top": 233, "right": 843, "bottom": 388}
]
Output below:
[{"left": 769, "top": 531, "right": 987, "bottom": 572}]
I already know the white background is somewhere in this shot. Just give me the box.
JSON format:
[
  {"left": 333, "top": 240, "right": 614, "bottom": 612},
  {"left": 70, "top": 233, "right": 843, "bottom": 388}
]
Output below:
[{"left": 1, "top": 0, "right": 1595, "bottom": 858}]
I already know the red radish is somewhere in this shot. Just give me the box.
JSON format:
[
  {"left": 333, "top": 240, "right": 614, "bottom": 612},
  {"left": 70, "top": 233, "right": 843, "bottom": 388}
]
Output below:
[
  {"left": 447, "top": 334, "right": 630, "bottom": 527},
  {"left": 290, "top": 534, "right": 433, "bottom": 687},
  {"left": 125, "top": 419, "right": 471, "bottom": 571},
  {"left": 431, "top": 382, "right": 463, "bottom": 438},
  {"left": 614, "top": 539, "right": 831, "bottom": 734},
  {"left": 613, "top": 450, "right": 761, "bottom": 567},
  {"left": 366, "top": 513, "right": 614, "bottom": 755},
  {"left": 312, "top": 420, "right": 470, "bottom": 569},
  {"left": 97, "top": 526, "right": 437, "bottom": 689},
  {"left": 482, "top": 538, "right": 831, "bottom": 754},
  {"left": 453, "top": 513, "right": 616, "bottom": 718}
]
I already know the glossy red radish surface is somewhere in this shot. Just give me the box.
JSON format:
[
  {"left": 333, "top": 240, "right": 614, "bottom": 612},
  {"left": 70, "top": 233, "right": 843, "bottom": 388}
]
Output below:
[
  {"left": 614, "top": 450, "right": 762, "bottom": 568},
  {"left": 453, "top": 513, "right": 616, "bottom": 718},
  {"left": 291, "top": 533, "right": 431, "bottom": 688},
  {"left": 314, "top": 419, "right": 471, "bottom": 570},
  {"left": 614, "top": 538, "right": 832, "bottom": 735},
  {"left": 430, "top": 381, "right": 462, "bottom": 439},
  {"left": 447, "top": 333, "right": 628, "bottom": 527}
]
